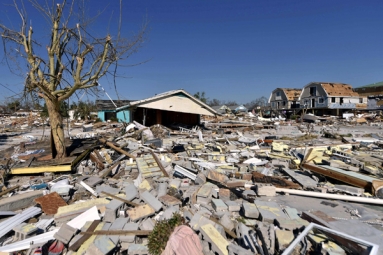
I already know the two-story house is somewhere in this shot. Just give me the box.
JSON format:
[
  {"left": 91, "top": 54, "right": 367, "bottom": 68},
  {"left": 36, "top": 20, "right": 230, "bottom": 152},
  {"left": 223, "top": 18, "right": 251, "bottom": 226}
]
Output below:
[
  {"left": 354, "top": 81, "right": 383, "bottom": 110},
  {"left": 268, "top": 88, "right": 302, "bottom": 110},
  {"left": 299, "top": 82, "right": 367, "bottom": 115}
]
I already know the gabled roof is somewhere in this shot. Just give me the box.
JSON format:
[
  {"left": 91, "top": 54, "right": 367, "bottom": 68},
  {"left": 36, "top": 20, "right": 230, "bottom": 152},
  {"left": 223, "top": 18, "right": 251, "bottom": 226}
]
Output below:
[
  {"left": 321, "top": 83, "right": 358, "bottom": 97},
  {"left": 128, "top": 89, "right": 218, "bottom": 116},
  {"left": 96, "top": 99, "right": 133, "bottom": 110},
  {"left": 281, "top": 88, "right": 302, "bottom": 100},
  {"left": 304, "top": 82, "right": 359, "bottom": 97}
]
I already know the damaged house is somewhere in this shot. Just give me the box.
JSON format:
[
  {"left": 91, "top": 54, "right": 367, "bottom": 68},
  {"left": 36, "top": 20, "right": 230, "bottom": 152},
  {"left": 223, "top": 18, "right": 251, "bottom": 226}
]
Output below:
[
  {"left": 128, "top": 89, "right": 217, "bottom": 127},
  {"left": 98, "top": 90, "right": 217, "bottom": 127},
  {"left": 354, "top": 81, "right": 383, "bottom": 110},
  {"left": 299, "top": 82, "right": 367, "bottom": 116},
  {"left": 268, "top": 88, "right": 302, "bottom": 116},
  {"left": 96, "top": 100, "right": 133, "bottom": 122}
]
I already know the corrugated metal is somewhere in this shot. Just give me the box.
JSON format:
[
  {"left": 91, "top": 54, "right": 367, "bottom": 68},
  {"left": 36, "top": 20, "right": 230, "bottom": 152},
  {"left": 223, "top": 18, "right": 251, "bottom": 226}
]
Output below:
[
  {"left": 0, "top": 229, "right": 58, "bottom": 252},
  {"left": 0, "top": 206, "right": 42, "bottom": 239}
]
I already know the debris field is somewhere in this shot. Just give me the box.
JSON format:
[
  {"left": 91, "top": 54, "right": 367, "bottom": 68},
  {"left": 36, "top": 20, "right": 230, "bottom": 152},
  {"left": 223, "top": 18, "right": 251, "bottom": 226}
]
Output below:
[{"left": 0, "top": 115, "right": 382, "bottom": 255}]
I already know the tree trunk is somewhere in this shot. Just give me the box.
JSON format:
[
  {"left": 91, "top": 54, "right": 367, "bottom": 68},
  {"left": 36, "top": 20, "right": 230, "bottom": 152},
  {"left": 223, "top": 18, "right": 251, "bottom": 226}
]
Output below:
[{"left": 46, "top": 99, "right": 67, "bottom": 158}]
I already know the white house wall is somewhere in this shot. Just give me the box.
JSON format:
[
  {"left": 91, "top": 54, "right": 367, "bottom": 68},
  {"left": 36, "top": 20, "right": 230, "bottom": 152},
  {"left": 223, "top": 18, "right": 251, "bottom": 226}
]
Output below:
[{"left": 137, "top": 95, "right": 215, "bottom": 116}]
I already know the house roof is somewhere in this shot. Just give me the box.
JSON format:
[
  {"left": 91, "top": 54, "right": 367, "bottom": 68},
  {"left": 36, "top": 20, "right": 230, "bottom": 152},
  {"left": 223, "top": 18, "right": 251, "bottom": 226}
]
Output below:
[
  {"left": 356, "top": 81, "right": 383, "bottom": 89},
  {"left": 320, "top": 83, "right": 359, "bottom": 97},
  {"left": 96, "top": 100, "right": 133, "bottom": 110},
  {"left": 281, "top": 88, "right": 302, "bottom": 100},
  {"left": 128, "top": 89, "right": 218, "bottom": 116}
]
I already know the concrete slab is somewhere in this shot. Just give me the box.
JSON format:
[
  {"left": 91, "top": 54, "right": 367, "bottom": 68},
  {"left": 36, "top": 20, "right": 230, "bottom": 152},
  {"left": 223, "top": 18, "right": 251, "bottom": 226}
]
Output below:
[
  {"left": 126, "top": 204, "right": 155, "bottom": 221},
  {"left": 140, "top": 190, "right": 162, "bottom": 212},
  {"left": 200, "top": 224, "right": 229, "bottom": 255},
  {"left": 0, "top": 190, "right": 44, "bottom": 211},
  {"left": 242, "top": 202, "right": 259, "bottom": 219},
  {"left": 212, "top": 199, "right": 228, "bottom": 212}
]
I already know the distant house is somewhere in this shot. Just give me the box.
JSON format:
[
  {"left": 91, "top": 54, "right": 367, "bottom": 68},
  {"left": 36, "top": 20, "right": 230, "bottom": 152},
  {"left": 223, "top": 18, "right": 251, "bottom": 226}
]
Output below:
[
  {"left": 354, "top": 81, "right": 383, "bottom": 110},
  {"left": 96, "top": 100, "right": 133, "bottom": 122},
  {"left": 211, "top": 105, "right": 228, "bottom": 115},
  {"left": 228, "top": 105, "right": 247, "bottom": 114},
  {"left": 97, "top": 90, "right": 218, "bottom": 127},
  {"left": 299, "top": 82, "right": 366, "bottom": 115},
  {"left": 268, "top": 88, "right": 301, "bottom": 111}
]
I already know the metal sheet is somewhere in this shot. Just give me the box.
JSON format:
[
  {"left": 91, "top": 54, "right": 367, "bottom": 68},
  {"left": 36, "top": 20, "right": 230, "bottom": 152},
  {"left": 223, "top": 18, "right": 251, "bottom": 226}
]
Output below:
[
  {"left": 0, "top": 229, "right": 58, "bottom": 252},
  {"left": 282, "top": 223, "right": 379, "bottom": 255},
  {"left": 0, "top": 206, "right": 42, "bottom": 239}
]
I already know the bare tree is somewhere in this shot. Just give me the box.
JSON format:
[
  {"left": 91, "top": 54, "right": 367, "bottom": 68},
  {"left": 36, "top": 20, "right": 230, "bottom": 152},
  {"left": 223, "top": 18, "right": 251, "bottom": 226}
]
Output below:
[
  {"left": 244, "top": 96, "right": 268, "bottom": 109},
  {"left": 207, "top": 98, "right": 222, "bottom": 106},
  {"left": 0, "top": 0, "right": 148, "bottom": 158}
]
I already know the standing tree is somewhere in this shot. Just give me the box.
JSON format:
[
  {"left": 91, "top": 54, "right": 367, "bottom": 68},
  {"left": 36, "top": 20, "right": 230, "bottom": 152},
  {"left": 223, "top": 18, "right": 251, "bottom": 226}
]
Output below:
[
  {"left": 0, "top": 0, "right": 148, "bottom": 158},
  {"left": 193, "top": 91, "right": 208, "bottom": 104}
]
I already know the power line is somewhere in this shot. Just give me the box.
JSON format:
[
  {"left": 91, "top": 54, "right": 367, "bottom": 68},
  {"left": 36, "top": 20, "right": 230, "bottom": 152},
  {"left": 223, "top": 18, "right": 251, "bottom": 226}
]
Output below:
[{"left": 0, "top": 82, "right": 21, "bottom": 95}]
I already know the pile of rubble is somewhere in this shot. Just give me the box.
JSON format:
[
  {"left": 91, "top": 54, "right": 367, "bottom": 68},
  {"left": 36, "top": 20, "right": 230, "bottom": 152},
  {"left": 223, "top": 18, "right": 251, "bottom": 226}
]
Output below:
[{"left": 0, "top": 118, "right": 382, "bottom": 255}]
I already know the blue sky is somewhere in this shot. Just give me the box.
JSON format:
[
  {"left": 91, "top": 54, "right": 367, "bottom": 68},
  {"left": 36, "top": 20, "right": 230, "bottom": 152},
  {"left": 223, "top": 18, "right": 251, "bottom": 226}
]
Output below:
[{"left": 1, "top": 0, "right": 383, "bottom": 104}]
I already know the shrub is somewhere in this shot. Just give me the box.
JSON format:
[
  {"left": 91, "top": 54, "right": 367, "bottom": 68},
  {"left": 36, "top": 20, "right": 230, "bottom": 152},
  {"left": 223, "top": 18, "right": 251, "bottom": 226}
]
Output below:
[{"left": 147, "top": 213, "right": 183, "bottom": 255}]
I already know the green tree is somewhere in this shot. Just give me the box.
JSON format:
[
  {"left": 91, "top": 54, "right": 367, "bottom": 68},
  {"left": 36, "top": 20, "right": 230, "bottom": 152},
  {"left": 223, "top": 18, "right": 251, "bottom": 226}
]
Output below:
[
  {"left": 0, "top": 1, "right": 148, "bottom": 158},
  {"left": 41, "top": 101, "right": 69, "bottom": 118},
  {"left": 74, "top": 101, "right": 96, "bottom": 120},
  {"left": 7, "top": 100, "right": 21, "bottom": 113},
  {"left": 194, "top": 91, "right": 208, "bottom": 103}
]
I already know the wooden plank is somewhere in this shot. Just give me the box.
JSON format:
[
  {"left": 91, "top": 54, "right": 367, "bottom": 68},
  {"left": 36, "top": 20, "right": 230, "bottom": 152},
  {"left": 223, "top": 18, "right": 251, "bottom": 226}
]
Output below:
[
  {"left": 0, "top": 185, "right": 19, "bottom": 196},
  {"left": 99, "top": 138, "right": 136, "bottom": 159},
  {"left": 11, "top": 164, "right": 72, "bottom": 174},
  {"left": 101, "top": 191, "right": 139, "bottom": 207},
  {"left": 150, "top": 151, "right": 169, "bottom": 177},
  {"left": 89, "top": 152, "right": 105, "bottom": 169},
  {"left": 69, "top": 220, "right": 101, "bottom": 251},
  {"left": 99, "top": 161, "right": 120, "bottom": 178},
  {"left": 301, "top": 163, "right": 373, "bottom": 192}
]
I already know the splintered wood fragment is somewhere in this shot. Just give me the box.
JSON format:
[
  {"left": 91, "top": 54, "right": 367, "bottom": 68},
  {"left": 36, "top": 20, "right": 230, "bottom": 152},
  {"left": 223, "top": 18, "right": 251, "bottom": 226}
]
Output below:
[
  {"left": 99, "top": 161, "right": 120, "bottom": 178},
  {"left": 69, "top": 220, "right": 101, "bottom": 251},
  {"left": 0, "top": 185, "right": 19, "bottom": 197},
  {"left": 89, "top": 152, "right": 105, "bottom": 169},
  {"left": 150, "top": 151, "right": 169, "bottom": 177},
  {"left": 99, "top": 138, "right": 136, "bottom": 159},
  {"left": 101, "top": 191, "right": 139, "bottom": 207}
]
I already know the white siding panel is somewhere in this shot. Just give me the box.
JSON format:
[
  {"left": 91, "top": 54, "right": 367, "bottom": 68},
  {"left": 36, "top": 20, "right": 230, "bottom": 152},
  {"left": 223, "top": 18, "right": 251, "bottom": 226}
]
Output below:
[{"left": 138, "top": 96, "right": 214, "bottom": 116}]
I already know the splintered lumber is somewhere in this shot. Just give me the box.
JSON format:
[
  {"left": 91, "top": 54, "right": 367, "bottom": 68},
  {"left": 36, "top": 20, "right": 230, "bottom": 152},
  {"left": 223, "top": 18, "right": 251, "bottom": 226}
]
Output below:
[
  {"left": 101, "top": 191, "right": 139, "bottom": 207},
  {"left": 69, "top": 220, "right": 101, "bottom": 251},
  {"left": 301, "top": 163, "right": 383, "bottom": 197},
  {"left": 0, "top": 186, "right": 19, "bottom": 197},
  {"left": 150, "top": 151, "right": 169, "bottom": 177},
  {"left": 252, "top": 172, "right": 301, "bottom": 189},
  {"left": 99, "top": 138, "right": 136, "bottom": 159}
]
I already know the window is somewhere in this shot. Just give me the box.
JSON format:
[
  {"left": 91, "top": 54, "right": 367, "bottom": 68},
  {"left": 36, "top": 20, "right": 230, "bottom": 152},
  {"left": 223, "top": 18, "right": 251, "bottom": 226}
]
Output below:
[
  {"left": 276, "top": 91, "right": 281, "bottom": 97},
  {"left": 331, "top": 97, "right": 336, "bottom": 103},
  {"left": 271, "top": 102, "right": 275, "bottom": 108},
  {"left": 310, "top": 87, "right": 316, "bottom": 96},
  {"left": 340, "top": 97, "right": 344, "bottom": 105},
  {"left": 319, "top": 98, "right": 324, "bottom": 103},
  {"left": 359, "top": 98, "right": 363, "bottom": 103},
  {"left": 282, "top": 101, "right": 286, "bottom": 106}
]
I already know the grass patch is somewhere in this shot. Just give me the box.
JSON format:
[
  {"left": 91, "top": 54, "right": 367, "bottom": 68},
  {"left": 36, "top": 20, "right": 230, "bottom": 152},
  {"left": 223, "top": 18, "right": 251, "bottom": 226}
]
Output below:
[{"left": 148, "top": 213, "right": 184, "bottom": 255}]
